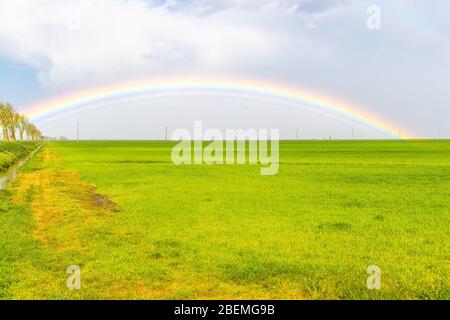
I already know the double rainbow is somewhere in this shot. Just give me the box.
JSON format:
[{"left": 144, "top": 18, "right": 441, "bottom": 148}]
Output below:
[{"left": 21, "top": 76, "right": 415, "bottom": 139}]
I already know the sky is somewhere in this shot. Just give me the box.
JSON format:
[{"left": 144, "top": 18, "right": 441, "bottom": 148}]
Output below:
[{"left": 0, "top": 0, "right": 449, "bottom": 139}]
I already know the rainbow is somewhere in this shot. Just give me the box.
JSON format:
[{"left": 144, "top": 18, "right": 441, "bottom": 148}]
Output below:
[{"left": 21, "top": 76, "right": 416, "bottom": 139}]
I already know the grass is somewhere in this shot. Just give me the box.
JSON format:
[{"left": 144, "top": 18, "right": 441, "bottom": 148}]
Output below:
[
  {"left": 0, "top": 141, "right": 40, "bottom": 172},
  {"left": 0, "top": 140, "right": 450, "bottom": 299}
]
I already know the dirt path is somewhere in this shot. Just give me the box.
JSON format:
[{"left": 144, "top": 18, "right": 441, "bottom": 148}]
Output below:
[
  {"left": 11, "top": 146, "right": 119, "bottom": 251},
  {"left": 6, "top": 145, "right": 138, "bottom": 298}
]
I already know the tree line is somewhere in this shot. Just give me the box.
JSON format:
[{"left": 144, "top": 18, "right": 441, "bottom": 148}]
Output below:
[{"left": 0, "top": 102, "right": 42, "bottom": 141}]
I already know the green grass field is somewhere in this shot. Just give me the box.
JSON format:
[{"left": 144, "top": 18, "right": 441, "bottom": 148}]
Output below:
[
  {"left": 0, "top": 141, "right": 40, "bottom": 171},
  {"left": 1, "top": 140, "right": 450, "bottom": 299}
]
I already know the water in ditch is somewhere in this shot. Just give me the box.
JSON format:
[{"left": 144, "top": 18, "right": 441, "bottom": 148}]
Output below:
[
  {"left": 0, "top": 159, "right": 24, "bottom": 190},
  {"left": 0, "top": 145, "right": 42, "bottom": 190}
]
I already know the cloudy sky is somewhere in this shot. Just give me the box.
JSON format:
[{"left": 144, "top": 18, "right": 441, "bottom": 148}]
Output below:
[{"left": 0, "top": 0, "right": 449, "bottom": 139}]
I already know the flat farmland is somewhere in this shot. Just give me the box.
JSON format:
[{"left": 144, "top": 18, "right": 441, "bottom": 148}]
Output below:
[{"left": 1, "top": 140, "right": 449, "bottom": 299}]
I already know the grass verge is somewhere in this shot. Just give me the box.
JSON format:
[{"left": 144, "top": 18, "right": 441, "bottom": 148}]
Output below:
[{"left": 0, "top": 142, "right": 41, "bottom": 172}]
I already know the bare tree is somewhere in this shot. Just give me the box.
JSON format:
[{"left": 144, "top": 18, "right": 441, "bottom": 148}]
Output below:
[
  {"left": 0, "top": 102, "right": 14, "bottom": 141},
  {"left": 0, "top": 101, "right": 41, "bottom": 141},
  {"left": 18, "top": 115, "right": 29, "bottom": 141},
  {"left": 7, "top": 106, "right": 20, "bottom": 141}
]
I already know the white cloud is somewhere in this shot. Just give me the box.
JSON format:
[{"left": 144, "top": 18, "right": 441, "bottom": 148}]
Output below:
[{"left": 0, "top": 0, "right": 322, "bottom": 91}]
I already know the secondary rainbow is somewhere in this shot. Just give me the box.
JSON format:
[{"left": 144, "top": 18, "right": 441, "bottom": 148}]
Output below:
[{"left": 21, "top": 76, "right": 416, "bottom": 139}]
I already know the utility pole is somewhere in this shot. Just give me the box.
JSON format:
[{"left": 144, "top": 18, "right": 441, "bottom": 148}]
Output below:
[
  {"left": 77, "top": 122, "right": 79, "bottom": 142},
  {"left": 165, "top": 126, "right": 168, "bottom": 141}
]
